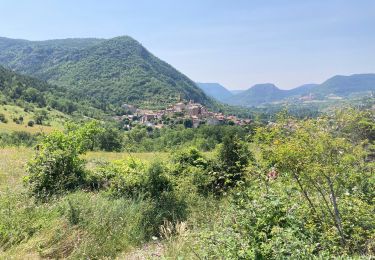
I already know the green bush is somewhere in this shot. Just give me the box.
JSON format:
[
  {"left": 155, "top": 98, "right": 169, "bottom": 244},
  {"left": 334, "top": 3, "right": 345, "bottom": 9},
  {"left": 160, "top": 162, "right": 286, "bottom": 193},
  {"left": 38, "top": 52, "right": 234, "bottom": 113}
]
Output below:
[
  {"left": 25, "top": 121, "right": 103, "bottom": 200},
  {"left": 25, "top": 130, "right": 87, "bottom": 199},
  {"left": 171, "top": 141, "right": 251, "bottom": 196},
  {"left": 190, "top": 188, "right": 319, "bottom": 259},
  {"left": 96, "top": 126, "right": 123, "bottom": 151},
  {"left": 0, "top": 113, "right": 8, "bottom": 123},
  {"left": 0, "top": 131, "right": 39, "bottom": 147},
  {"left": 27, "top": 120, "right": 34, "bottom": 127},
  {"left": 92, "top": 159, "right": 173, "bottom": 200},
  {"left": 201, "top": 134, "right": 251, "bottom": 194},
  {"left": 90, "top": 159, "right": 187, "bottom": 236},
  {"left": 93, "top": 159, "right": 148, "bottom": 198},
  {"left": 172, "top": 147, "right": 208, "bottom": 171}
]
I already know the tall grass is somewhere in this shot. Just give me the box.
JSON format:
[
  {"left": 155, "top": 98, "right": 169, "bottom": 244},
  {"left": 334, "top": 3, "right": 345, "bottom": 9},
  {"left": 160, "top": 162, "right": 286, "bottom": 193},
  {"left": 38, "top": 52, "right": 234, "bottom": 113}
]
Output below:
[
  {"left": 0, "top": 191, "right": 162, "bottom": 259},
  {"left": 0, "top": 147, "right": 188, "bottom": 259}
]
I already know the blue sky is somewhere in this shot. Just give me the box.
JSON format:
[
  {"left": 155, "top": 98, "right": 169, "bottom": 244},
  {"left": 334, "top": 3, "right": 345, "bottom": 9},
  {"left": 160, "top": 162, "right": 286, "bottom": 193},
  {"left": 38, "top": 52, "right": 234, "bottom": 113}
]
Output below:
[{"left": 0, "top": 0, "right": 374, "bottom": 89}]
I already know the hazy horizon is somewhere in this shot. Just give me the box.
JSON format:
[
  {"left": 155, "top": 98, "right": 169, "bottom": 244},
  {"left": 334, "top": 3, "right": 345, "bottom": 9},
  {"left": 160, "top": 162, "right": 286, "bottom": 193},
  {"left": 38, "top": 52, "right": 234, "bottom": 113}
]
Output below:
[{"left": 1, "top": 0, "right": 374, "bottom": 90}]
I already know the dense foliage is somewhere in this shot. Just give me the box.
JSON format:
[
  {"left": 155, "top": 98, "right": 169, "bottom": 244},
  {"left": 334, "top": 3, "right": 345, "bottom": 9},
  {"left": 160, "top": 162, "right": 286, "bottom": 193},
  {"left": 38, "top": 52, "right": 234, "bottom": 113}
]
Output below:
[
  {"left": 0, "top": 131, "right": 39, "bottom": 147},
  {"left": 1, "top": 106, "right": 374, "bottom": 259},
  {"left": 125, "top": 124, "right": 250, "bottom": 152},
  {"left": 0, "top": 36, "right": 213, "bottom": 110},
  {"left": 0, "top": 65, "right": 104, "bottom": 117}
]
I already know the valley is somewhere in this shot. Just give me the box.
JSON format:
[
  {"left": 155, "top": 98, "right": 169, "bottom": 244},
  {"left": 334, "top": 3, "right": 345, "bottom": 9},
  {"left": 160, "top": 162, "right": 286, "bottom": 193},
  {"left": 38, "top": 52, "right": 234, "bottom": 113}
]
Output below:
[
  {"left": 198, "top": 74, "right": 375, "bottom": 107},
  {"left": 0, "top": 2, "right": 374, "bottom": 258}
]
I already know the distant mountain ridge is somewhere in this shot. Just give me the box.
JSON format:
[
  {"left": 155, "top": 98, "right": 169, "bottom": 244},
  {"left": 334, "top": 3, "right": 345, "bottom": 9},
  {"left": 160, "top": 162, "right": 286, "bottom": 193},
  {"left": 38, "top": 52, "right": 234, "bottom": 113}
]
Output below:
[
  {"left": 225, "top": 83, "right": 287, "bottom": 106},
  {"left": 313, "top": 74, "right": 375, "bottom": 96},
  {"left": 225, "top": 74, "right": 375, "bottom": 106},
  {"left": 196, "top": 82, "right": 233, "bottom": 102},
  {"left": 287, "top": 84, "right": 319, "bottom": 96},
  {"left": 0, "top": 36, "right": 212, "bottom": 110}
]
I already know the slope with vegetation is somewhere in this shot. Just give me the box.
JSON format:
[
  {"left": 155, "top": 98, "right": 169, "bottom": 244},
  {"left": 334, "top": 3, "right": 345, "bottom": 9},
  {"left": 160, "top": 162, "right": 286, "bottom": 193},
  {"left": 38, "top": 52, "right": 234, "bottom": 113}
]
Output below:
[
  {"left": 313, "top": 73, "right": 375, "bottom": 96},
  {"left": 196, "top": 82, "right": 233, "bottom": 102},
  {"left": 0, "top": 36, "right": 213, "bottom": 110},
  {"left": 226, "top": 74, "right": 375, "bottom": 107},
  {"left": 0, "top": 104, "right": 373, "bottom": 259},
  {"left": 0, "top": 64, "right": 104, "bottom": 118},
  {"left": 226, "top": 83, "right": 286, "bottom": 106}
]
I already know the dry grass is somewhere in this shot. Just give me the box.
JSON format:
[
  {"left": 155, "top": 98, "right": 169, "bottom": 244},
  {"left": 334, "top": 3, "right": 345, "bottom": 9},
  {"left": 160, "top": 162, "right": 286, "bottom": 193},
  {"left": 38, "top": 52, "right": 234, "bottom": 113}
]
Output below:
[
  {"left": 0, "top": 148, "right": 169, "bottom": 192},
  {"left": 0, "top": 147, "right": 33, "bottom": 191},
  {"left": 0, "top": 104, "right": 66, "bottom": 134}
]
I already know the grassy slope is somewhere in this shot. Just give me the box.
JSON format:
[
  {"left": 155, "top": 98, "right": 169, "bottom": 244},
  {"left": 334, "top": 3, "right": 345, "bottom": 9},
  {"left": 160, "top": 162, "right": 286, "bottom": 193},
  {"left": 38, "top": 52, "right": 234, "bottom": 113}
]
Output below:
[
  {"left": 0, "top": 104, "right": 67, "bottom": 134},
  {"left": 0, "top": 147, "right": 218, "bottom": 259},
  {"left": 0, "top": 147, "right": 31, "bottom": 191},
  {"left": 0, "top": 148, "right": 167, "bottom": 191},
  {"left": 0, "top": 147, "right": 173, "bottom": 259}
]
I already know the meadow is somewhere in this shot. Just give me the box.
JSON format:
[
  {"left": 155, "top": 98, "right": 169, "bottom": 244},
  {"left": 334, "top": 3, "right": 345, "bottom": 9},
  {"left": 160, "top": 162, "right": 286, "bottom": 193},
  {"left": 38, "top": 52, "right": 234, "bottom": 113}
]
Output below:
[
  {"left": 0, "top": 146, "right": 178, "bottom": 259},
  {"left": 0, "top": 147, "right": 167, "bottom": 192},
  {"left": 0, "top": 108, "right": 374, "bottom": 259},
  {"left": 0, "top": 104, "right": 67, "bottom": 134}
]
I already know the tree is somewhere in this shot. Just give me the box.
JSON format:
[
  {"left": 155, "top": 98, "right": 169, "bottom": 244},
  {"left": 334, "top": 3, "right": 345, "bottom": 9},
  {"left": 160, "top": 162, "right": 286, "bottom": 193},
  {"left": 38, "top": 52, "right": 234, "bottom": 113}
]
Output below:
[
  {"left": 97, "top": 127, "right": 123, "bottom": 151},
  {"left": 34, "top": 109, "right": 48, "bottom": 125},
  {"left": 256, "top": 116, "right": 370, "bottom": 247},
  {"left": 210, "top": 134, "right": 251, "bottom": 192}
]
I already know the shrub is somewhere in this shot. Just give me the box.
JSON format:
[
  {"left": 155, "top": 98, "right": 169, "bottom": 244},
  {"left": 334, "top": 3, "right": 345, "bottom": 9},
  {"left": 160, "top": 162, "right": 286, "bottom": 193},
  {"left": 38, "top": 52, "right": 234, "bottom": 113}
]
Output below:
[
  {"left": 90, "top": 159, "right": 187, "bottom": 236},
  {"left": 172, "top": 147, "right": 208, "bottom": 170},
  {"left": 0, "top": 113, "right": 8, "bottom": 123},
  {"left": 93, "top": 159, "right": 148, "bottom": 198},
  {"left": 0, "top": 131, "right": 38, "bottom": 147},
  {"left": 92, "top": 160, "right": 173, "bottom": 200},
  {"left": 25, "top": 121, "right": 103, "bottom": 199},
  {"left": 96, "top": 127, "right": 123, "bottom": 151},
  {"left": 27, "top": 120, "right": 34, "bottom": 127},
  {"left": 186, "top": 186, "right": 323, "bottom": 259},
  {"left": 25, "top": 131, "right": 87, "bottom": 199},
  {"left": 204, "top": 134, "right": 251, "bottom": 194},
  {"left": 34, "top": 109, "right": 48, "bottom": 125}
]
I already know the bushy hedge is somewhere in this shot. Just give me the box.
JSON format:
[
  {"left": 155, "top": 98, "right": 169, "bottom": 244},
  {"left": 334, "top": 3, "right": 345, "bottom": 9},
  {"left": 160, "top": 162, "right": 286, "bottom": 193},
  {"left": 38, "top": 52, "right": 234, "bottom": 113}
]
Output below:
[{"left": 0, "top": 131, "right": 39, "bottom": 147}]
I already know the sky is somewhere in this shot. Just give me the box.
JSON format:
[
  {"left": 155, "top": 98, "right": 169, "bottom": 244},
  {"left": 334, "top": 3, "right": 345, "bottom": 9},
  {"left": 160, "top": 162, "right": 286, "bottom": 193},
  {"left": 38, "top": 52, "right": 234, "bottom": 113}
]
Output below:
[{"left": 0, "top": 0, "right": 374, "bottom": 90}]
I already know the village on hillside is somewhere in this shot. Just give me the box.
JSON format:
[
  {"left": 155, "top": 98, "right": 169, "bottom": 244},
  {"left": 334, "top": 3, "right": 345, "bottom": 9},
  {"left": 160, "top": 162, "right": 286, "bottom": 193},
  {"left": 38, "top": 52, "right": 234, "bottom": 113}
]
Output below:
[{"left": 114, "top": 100, "right": 251, "bottom": 129}]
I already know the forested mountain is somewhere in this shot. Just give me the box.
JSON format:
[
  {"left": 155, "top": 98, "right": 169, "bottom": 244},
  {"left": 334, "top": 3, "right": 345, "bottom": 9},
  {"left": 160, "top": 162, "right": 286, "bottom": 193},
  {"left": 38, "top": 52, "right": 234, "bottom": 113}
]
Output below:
[
  {"left": 0, "top": 37, "right": 105, "bottom": 75},
  {"left": 196, "top": 82, "right": 233, "bottom": 102},
  {"left": 287, "top": 83, "right": 318, "bottom": 96},
  {"left": 312, "top": 74, "right": 375, "bottom": 96},
  {"left": 0, "top": 65, "right": 66, "bottom": 110},
  {"left": 225, "top": 83, "right": 287, "bottom": 106},
  {"left": 226, "top": 74, "right": 375, "bottom": 107},
  {"left": 0, "top": 65, "right": 105, "bottom": 117},
  {"left": 0, "top": 36, "right": 212, "bottom": 109}
]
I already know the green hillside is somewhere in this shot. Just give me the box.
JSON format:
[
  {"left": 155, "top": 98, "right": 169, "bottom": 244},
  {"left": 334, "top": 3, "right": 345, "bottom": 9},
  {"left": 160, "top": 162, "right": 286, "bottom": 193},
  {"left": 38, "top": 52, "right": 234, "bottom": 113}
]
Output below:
[
  {"left": 313, "top": 74, "right": 375, "bottom": 96},
  {"left": 0, "top": 36, "right": 212, "bottom": 110},
  {"left": 0, "top": 65, "right": 64, "bottom": 108},
  {"left": 225, "top": 83, "right": 287, "bottom": 106},
  {"left": 226, "top": 74, "right": 375, "bottom": 107}
]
